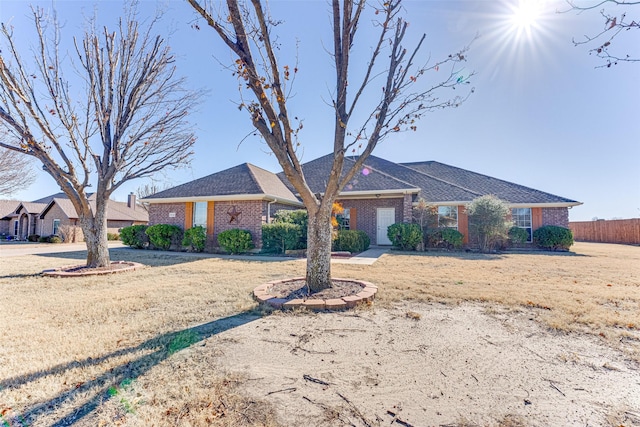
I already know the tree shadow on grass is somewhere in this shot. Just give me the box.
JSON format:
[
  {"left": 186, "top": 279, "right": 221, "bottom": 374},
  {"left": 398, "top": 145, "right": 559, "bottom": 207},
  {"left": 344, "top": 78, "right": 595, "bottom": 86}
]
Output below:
[
  {"left": 388, "top": 249, "right": 590, "bottom": 261},
  {"left": 1, "top": 311, "right": 262, "bottom": 427},
  {"left": 33, "top": 247, "right": 295, "bottom": 267}
]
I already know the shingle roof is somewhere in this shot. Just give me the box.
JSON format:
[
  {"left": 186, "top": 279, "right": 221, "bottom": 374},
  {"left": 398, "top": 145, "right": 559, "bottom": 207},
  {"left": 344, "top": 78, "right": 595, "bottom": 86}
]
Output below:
[
  {"left": 0, "top": 200, "right": 19, "bottom": 220},
  {"left": 15, "top": 202, "right": 47, "bottom": 215},
  {"left": 142, "top": 154, "right": 579, "bottom": 207},
  {"left": 31, "top": 192, "right": 96, "bottom": 204},
  {"left": 277, "top": 154, "right": 578, "bottom": 205},
  {"left": 351, "top": 156, "right": 480, "bottom": 202},
  {"left": 146, "top": 163, "right": 299, "bottom": 203},
  {"left": 277, "top": 154, "right": 420, "bottom": 194},
  {"left": 401, "top": 161, "right": 580, "bottom": 204},
  {"left": 40, "top": 197, "right": 148, "bottom": 222}
]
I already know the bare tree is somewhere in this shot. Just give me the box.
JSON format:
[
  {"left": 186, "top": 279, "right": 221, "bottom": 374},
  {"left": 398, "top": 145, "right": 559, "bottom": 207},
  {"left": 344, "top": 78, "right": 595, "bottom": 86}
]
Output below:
[
  {"left": 136, "top": 180, "right": 171, "bottom": 212},
  {"left": 0, "top": 6, "right": 197, "bottom": 267},
  {"left": 564, "top": 0, "right": 639, "bottom": 67},
  {"left": 187, "top": 0, "right": 473, "bottom": 291},
  {"left": 0, "top": 147, "right": 36, "bottom": 196}
]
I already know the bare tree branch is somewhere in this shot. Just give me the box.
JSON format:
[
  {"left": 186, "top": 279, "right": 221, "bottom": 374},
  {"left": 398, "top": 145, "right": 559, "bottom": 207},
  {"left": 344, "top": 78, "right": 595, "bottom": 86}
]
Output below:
[
  {"left": 562, "top": 0, "right": 639, "bottom": 67},
  {"left": 0, "top": 147, "right": 36, "bottom": 196},
  {"left": 0, "top": 5, "right": 198, "bottom": 266},
  {"left": 187, "top": 0, "right": 474, "bottom": 290}
]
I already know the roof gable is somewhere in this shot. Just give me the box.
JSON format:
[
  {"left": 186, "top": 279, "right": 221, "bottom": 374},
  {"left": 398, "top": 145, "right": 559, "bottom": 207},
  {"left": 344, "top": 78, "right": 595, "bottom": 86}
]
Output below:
[
  {"left": 40, "top": 197, "right": 148, "bottom": 222},
  {"left": 146, "top": 163, "right": 300, "bottom": 203},
  {"left": 0, "top": 200, "right": 20, "bottom": 220},
  {"left": 15, "top": 202, "right": 47, "bottom": 215}
]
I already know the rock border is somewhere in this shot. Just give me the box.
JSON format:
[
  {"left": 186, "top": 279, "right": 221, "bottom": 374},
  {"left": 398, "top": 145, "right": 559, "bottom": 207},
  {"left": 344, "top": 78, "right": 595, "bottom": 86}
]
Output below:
[
  {"left": 253, "top": 277, "right": 377, "bottom": 311},
  {"left": 42, "top": 261, "right": 145, "bottom": 277}
]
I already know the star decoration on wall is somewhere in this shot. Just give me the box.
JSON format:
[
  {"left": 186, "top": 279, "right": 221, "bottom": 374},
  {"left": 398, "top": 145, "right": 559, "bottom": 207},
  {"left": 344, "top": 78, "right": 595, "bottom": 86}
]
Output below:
[{"left": 227, "top": 206, "right": 242, "bottom": 224}]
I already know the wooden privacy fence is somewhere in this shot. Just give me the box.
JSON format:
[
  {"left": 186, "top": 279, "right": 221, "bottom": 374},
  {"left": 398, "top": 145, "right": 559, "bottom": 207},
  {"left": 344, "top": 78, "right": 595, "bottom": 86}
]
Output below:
[{"left": 569, "top": 219, "right": 640, "bottom": 245}]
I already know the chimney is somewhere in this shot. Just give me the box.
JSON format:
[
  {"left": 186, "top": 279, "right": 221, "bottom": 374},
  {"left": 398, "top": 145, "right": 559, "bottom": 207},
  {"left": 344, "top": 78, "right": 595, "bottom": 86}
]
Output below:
[{"left": 127, "top": 192, "right": 136, "bottom": 210}]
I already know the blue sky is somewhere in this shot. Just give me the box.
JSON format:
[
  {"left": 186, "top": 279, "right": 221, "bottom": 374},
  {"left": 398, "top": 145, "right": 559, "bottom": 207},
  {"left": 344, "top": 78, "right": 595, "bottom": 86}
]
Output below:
[{"left": 1, "top": 0, "right": 638, "bottom": 221}]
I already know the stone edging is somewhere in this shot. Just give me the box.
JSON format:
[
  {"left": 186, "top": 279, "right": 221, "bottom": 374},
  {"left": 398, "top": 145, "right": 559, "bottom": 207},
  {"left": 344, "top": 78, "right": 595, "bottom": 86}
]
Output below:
[
  {"left": 42, "top": 261, "right": 145, "bottom": 277},
  {"left": 253, "top": 277, "right": 377, "bottom": 311}
]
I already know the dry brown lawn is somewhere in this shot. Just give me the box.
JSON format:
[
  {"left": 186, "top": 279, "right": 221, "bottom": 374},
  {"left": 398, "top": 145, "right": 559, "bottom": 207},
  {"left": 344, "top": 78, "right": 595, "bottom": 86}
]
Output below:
[{"left": 0, "top": 242, "right": 638, "bottom": 426}]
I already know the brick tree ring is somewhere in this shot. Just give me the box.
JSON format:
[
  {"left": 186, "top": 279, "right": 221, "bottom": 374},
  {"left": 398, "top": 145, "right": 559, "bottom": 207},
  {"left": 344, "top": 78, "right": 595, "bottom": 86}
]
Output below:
[
  {"left": 42, "top": 261, "right": 145, "bottom": 277},
  {"left": 253, "top": 277, "right": 378, "bottom": 311}
]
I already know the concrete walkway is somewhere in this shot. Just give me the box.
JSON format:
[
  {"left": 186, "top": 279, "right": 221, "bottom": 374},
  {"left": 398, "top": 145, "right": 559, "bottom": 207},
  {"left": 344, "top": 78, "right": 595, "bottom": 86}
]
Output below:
[{"left": 331, "top": 247, "right": 389, "bottom": 265}]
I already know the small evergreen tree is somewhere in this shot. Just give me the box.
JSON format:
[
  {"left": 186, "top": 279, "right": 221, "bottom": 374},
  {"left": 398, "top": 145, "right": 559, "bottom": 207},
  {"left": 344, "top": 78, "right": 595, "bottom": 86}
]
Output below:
[{"left": 466, "top": 195, "right": 512, "bottom": 252}]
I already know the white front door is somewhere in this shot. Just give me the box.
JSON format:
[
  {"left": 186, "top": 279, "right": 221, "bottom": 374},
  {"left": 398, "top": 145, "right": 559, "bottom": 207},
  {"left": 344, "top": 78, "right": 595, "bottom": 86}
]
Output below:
[{"left": 376, "top": 208, "right": 395, "bottom": 245}]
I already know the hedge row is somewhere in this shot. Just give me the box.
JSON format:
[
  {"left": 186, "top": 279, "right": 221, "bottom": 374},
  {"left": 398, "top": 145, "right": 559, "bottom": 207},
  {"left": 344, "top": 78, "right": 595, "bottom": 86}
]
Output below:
[{"left": 386, "top": 221, "right": 573, "bottom": 252}]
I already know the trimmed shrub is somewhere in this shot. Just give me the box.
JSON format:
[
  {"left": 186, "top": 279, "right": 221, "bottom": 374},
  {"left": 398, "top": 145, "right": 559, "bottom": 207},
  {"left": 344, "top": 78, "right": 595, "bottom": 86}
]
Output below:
[
  {"left": 466, "top": 195, "right": 512, "bottom": 252},
  {"left": 533, "top": 225, "right": 574, "bottom": 251},
  {"left": 333, "top": 230, "right": 370, "bottom": 253},
  {"left": 38, "top": 236, "right": 49, "bottom": 243},
  {"left": 145, "top": 224, "right": 183, "bottom": 251},
  {"left": 426, "top": 228, "right": 464, "bottom": 250},
  {"left": 261, "top": 223, "right": 302, "bottom": 254},
  {"left": 49, "top": 236, "right": 62, "bottom": 244},
  {"left": 508, "top": 226, "right": 529, "bottom": 245},
  {"left": 28, "top": 234, "right": 40, "bottom": 242},
  {"left": 272, "top": 209, "right": 308, "bottom": 249},
  {"left": 387, "top": 223, "right": 422, "bottom": 251},
  {"left": 183, "top": 226, "right": 206, "bottom": 252},
  {"left": 120, "top": 225, "right": 149, "bottom": 249},
  {"left": 107, "top": 232, "right": 120, "bottom": 241},
  {"left": 218, "top": 229, "right": 254, "bottom": 254}
]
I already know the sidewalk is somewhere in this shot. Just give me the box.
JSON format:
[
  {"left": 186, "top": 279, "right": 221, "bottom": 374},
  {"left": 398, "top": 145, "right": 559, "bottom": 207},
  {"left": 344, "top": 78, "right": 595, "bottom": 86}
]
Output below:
[
  {"left": 0, "top": 241, "right": 389, "bottom": 265},
  {"left": 0, "top": 241, "right": 125, "bottom": 258}
]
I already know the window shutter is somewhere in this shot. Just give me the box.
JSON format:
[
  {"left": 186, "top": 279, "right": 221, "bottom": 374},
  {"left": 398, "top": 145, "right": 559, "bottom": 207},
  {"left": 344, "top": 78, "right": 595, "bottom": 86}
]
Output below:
[
  {"left": 350, "top": 207, "right": 357, "bottom": 230},
  {"left": 185, "top": 202, "right": 193, "bottom": 229},
  {"left": 207, "top": 201, "right": 215, "bottom": 235},
  {"left": 532, "top": 207, "right": 542, "bottom": 230}
]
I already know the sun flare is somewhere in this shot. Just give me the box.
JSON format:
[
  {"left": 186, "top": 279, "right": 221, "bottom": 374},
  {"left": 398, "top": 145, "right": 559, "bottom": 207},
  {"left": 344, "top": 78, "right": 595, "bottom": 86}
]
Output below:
[{"left": 510, "top": 0, "right": 544, "bottom": 34}]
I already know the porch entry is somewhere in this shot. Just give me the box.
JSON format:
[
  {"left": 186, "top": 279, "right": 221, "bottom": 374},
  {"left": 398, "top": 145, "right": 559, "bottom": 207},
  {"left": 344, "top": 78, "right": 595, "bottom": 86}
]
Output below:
[{"left": 376, "top": 207, "right": 395, "bottom": 245}]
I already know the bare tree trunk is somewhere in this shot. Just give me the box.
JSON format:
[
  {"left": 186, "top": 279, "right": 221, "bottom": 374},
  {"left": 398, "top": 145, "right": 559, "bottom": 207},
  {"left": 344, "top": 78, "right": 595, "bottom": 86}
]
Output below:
[
  {"left": 306, "top": 205, "right": 333, "bottom": 292},
  {"left": 187, "top": 0, "right": 474, "bottom": 292},
  {"left": 79, "top": 196, "right": 110, "bottom": 268},
  {"left": 81, "top": 216, "right": 109, "bottom": 267}
]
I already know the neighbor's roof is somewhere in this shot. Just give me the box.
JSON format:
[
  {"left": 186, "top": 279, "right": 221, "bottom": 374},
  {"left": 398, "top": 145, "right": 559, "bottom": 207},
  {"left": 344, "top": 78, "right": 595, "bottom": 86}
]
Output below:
[
  {"left": 0, "top": 200, "right": 20, "bottom": 220},
  {"left": 39, "top": 197, "right": 148, "bottom": 222},
  {"left": 15, "top": 202, "right": 47, "bottom": 215},
  {"left": 31, "top": 192, "right": 96, "bottom": 204},
  {"left": 143, "top": 163, "right": 302, "bottom": 205},
  {"left": 401, "top": 161, "right": 581, "bottom": 205}
]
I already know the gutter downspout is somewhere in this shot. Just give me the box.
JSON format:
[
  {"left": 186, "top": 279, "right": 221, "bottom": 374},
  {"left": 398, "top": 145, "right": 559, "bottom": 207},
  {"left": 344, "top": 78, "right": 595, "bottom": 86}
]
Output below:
[{"left": 267, "top": 198, "right": 277, "bottom": 223}]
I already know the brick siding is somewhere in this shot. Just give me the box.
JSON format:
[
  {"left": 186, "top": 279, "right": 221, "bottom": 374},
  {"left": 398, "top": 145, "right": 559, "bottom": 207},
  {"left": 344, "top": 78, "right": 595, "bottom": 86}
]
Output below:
[
  {"left": 149, "top": 203, "right": 186, "bottom": 228},
  {"left": 338, "top": 197, "right": 404, "bottom": 245},
  {"left": 542, "top": 207, "right": 569, "bottom": 228},
  {"left": 214, "top": 200, "right": 265, "bottom": 248}
]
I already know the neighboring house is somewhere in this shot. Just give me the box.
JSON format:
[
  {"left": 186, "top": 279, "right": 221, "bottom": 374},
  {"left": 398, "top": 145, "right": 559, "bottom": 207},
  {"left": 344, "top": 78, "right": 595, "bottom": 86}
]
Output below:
[
  {"left": 0, "top": 200, "right": 20, "bottom": 236},
  {"left": 144, "top": 154, "right": 581, "bottom": 248},
  {"left": 0, "top": 193, "right": 148, "bottom": 241}
]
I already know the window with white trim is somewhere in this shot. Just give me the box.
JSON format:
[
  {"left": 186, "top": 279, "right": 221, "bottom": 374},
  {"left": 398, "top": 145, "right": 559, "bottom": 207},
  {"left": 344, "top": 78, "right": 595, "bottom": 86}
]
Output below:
[
  {"left": 193, "top": 202, "right": 207, "bottom": 231},
  {"left": 511, "top": 208, "right": 532, "bottom": 242},
  {"left": 53, "top": 219, "right": 60, "bottom": 235},
  {"left": 437, "top": 206, "right": 458, "bottom": 228},
  {"left": 337, "top": 208, "right": 350, "bottom": 230}
]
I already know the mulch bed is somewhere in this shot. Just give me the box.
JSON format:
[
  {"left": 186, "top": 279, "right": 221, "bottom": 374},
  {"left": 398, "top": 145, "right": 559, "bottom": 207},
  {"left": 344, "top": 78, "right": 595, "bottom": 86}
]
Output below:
[{"left": 268, "top": 279, "right": 365, "bottom": 301}]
